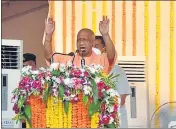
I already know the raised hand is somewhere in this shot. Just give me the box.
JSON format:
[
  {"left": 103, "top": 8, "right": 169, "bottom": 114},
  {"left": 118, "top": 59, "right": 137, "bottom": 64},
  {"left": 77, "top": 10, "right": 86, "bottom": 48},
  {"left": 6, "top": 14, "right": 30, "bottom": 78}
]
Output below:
[
  {"left": 45, "top": 17, "right": 55, "bottom": 36},
  {"left": 99, "top": 16, "right": 109, "bottom": 36}
]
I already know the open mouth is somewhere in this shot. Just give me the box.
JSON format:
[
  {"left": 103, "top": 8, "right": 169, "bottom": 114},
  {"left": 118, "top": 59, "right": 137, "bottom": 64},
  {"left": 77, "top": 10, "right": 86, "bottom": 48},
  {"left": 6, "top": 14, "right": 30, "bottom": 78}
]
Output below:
[{"left": 80, "top": 47, "right": 86, "bottom": 52}]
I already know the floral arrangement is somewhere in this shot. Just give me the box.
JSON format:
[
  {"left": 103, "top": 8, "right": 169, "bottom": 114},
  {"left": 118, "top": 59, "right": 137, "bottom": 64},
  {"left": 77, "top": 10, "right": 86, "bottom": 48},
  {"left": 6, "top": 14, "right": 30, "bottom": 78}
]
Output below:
[{"left": 12, "top": 61, "right": 120, "bottom": 128}]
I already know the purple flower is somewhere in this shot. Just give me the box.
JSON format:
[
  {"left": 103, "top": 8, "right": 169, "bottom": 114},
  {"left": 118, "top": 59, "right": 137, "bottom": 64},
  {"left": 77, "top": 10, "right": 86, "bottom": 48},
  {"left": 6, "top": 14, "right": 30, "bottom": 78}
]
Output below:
[{"left": 12, "top": 103, "right": 19, "bottom": 114}]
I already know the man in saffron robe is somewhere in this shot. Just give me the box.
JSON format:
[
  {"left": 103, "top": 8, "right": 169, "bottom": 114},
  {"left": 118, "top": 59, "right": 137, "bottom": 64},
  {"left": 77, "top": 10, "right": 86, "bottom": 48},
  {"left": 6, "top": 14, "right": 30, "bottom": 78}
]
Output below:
[{"left": 43, "top": 16, "right": 117, "bottom": 74}]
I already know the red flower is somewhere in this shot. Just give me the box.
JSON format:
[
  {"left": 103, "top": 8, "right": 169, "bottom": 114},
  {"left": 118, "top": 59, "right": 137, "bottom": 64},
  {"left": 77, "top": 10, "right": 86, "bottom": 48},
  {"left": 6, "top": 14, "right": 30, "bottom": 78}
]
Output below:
[
  {"left": 97, "top": 81, "right": 105, "bottom": 90},
  {"left": 114, "top": 104, "right": 118, "bottom": 112},
  {"left": 71, "top": 97, "right": 79, "bottom": 103},
  {"left": 23, "top": 77, "right": 31, "bottom": 82},
  {"left": 24, "top": 99, "right": 30, "bottom": 105},
  {"left": 102, "top": 115, "right": 110, "bottom": 124},
  {"left": 89, "top": 96, "right": 93, "bottom": 103},
  {"left": 59, "top": 76, "right": 64, "bottom": 83},
  {"left": 104, "top": 86, "right": 110, "bottom": 90},
  {"left": 98, "top": 91, "right": 103, "bottom": 99},
  {"left": 38, "top": 73, "right": 45, "bottom": 80},
  {"left": 110, "top": 113, "right": 116, "bottom": 119},
  {"left": 84, "top": 71, "right": 89, "bottom": 77},
  {"left": 13, "top": 103, "right": 19, "bottom": 114},
  {"left": 19, "top": 82, "right": 25, "bottom": 89},
  {"left": 101, "top": 103, "right": 106, "bottom": 111}
]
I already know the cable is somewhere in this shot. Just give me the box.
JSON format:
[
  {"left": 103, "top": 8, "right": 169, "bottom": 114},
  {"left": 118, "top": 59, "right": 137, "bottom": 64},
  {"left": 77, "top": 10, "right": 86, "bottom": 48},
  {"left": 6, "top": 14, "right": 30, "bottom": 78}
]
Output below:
[{"left": 150, "top": 101, "right": 176, "bottom": 128}]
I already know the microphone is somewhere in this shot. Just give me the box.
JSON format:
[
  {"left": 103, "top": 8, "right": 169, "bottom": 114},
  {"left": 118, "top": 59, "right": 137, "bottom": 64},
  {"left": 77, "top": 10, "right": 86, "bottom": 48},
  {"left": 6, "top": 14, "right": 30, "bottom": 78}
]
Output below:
[{"left": 50, "top": 52, "right": 75, "bottom": 64}]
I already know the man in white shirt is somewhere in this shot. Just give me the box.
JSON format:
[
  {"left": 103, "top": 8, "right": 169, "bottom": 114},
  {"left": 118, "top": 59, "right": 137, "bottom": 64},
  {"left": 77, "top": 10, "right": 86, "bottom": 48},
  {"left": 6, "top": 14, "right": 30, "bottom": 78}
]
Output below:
[{"left": 109, "top": 65, "right": 132, "bottom": 128}]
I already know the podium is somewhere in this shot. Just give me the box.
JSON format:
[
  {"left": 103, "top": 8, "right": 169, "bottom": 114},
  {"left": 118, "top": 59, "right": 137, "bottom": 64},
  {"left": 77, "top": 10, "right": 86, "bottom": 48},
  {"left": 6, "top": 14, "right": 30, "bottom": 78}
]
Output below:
[{"left": 12, "top": 63, "right": 120, "bottom": 128}]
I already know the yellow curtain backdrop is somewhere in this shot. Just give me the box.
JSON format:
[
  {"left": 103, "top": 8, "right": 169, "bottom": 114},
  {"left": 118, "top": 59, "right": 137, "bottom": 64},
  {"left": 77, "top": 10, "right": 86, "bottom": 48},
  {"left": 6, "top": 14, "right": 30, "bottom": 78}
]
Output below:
[{"left": 48, "top": 1, "right": 176, "bottom": 128}]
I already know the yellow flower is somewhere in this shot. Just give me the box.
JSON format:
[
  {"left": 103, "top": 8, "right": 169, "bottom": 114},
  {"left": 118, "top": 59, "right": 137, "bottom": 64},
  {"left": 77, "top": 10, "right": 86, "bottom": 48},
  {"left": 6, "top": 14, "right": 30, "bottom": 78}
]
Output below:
[
  {"left": 91, "top": 112, "right": 99, "bottom": 128},
  {"left": 26, "top": 121, "right": 30, "bottom": 128},
  {"left": 101, "top": 72, "right": 107, "bottom": 77},
  {"left": 12, "top": 115, "right": 18, "bottom": 120}
]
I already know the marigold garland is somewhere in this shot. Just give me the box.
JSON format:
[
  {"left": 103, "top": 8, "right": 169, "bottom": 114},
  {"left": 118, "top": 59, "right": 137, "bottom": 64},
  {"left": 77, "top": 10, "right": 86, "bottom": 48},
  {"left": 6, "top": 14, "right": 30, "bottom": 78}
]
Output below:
[{"left": 29, "top": 95, "right": 46, "bottom": 128}]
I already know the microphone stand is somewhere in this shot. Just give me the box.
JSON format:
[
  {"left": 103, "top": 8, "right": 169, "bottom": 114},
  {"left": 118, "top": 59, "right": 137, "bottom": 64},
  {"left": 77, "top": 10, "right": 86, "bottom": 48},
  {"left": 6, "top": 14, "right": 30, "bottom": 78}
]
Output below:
[
  {"left": 72, "top": 50, "right": 79, "bottom": 64},
  {"left": 81, "top": 50, "right": 85, "bottom": 69}
]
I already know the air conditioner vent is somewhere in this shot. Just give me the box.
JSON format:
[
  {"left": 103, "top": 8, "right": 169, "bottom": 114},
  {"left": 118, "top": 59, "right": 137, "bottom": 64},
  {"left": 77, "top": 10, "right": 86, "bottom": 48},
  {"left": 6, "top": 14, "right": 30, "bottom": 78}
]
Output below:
[
  {"left": 118, "top": 60, "right": 145, "bottom": 82},
  {"left": 1, "top": 45, "right": 21, "bottom": 69}
]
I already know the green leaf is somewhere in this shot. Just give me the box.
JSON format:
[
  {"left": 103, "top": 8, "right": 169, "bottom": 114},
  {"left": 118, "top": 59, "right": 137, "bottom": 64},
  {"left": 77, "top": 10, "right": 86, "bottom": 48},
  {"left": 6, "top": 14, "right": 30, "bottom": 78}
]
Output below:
[
  {"left": 48, "top": 85, "right": 52, "bottom": 95},
  {"left": 23, "top": 114, "right": 32, "bottom": 128},
  {"left": 18, "top": 96, "right": 25, "bottom": 109},
  {"left": 42, "top": 83, "right": 52, "bottom": 102},
  {"left": 83, "top": 95, "right": 88, "bottom": 105},
  {"left": 59, "top": 85, "right": 64, "bottom": 98},
  {"left": 48, "top": 80, "right": 52, "bottom": 87},
  {"left": 24, "top": 105, "right": 32, "bottom": 127},
  {"left": 64, "top": 101, "right": 69, "bottom": 114},
  {"left": 24, "top": 105, "right": 31, "bottom": 120},
  {"left": 109, "top": 74, "right": 120, "bottom": 80},
  {"left": 107, "top": 124, "right": 115, "bottom": 128},
  {"left": 52, "top": 70, "right": 60, "bottom": 76},
  {"left": 90, "top": 79, "right": 98, "bottom": 104},
  {"left": 88, "top": 101, "right": 100, "bottom": 117},
  {"left": 16, "top": 119, "right": 19, "bottom": 124},
  {"left": 108, "top": 73, "right": 114, "bottom": 79}
]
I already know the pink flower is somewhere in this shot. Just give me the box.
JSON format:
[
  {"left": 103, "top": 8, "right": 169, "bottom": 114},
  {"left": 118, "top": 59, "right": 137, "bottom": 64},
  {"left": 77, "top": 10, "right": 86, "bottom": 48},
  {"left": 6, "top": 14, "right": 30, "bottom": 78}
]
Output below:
[
  {"left": 72, "top": 78, "right": 82, "bottom": 89},
  {"left": 32, "top": 81, "right": 42, "bottom": 91},
  {"left": 23, "top": 77, "right": 31, "bottom": 83},
  {"left": 46, "top": 71, "right": 52, "bottom": 77},
  {"left": 71, "top": 70, "right": 82, "bottom": 77},
  {"left": 64, "top": 90, "right": 71, "bottom": 96},
  {"left": 75, "top": 84, "right": 82, "bottom": 89}
]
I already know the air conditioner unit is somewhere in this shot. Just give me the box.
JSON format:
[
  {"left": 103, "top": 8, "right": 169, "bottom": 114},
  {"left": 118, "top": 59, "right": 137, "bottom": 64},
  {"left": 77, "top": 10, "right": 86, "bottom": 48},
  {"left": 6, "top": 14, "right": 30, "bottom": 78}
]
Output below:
[
  {"left": 118, "top": 56, "right": 149, "bottom": 128},
  {"left": 1, "top": 39, "right": 23, "bottom": 128}
]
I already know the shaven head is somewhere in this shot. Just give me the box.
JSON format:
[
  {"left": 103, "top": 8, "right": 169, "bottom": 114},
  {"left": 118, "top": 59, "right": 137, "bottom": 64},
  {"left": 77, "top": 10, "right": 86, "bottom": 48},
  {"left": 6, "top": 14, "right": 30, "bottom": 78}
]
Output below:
[
  {"left": 77, "top": 28, "right": 95, "bottom": 40},
  {"left": 77, "top": 28, "right": 95, "bottom": 57}
]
